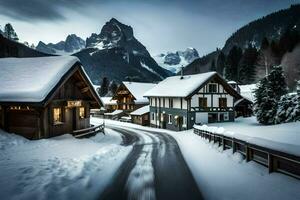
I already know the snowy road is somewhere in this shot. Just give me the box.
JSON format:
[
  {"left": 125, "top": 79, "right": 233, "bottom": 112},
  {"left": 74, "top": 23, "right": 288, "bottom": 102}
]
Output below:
[{"left": 99, "top": 125, "right": 203, "bottom": 200}]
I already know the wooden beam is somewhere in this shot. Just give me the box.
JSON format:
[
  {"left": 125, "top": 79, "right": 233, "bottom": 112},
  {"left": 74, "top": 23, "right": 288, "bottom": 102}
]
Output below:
[{"left": 81, "top": 87, "right": 89, "bottom": 93}]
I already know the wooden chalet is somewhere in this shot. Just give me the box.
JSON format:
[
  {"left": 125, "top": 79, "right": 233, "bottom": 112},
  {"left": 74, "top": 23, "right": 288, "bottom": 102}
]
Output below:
[
  {"left": 130, "top": 105, "right": 150, "bottom": 126},
  {"left": 0, "top": 56, "right": 102, "bottom": 139},
  {"left": 112, "top": 82, "right": 156, "bottom": 113}
]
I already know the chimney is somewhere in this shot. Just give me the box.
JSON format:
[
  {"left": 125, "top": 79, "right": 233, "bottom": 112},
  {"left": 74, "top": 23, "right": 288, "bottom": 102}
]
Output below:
[{"left": 180, "top": 66, "right": 184, "bottom": 80}]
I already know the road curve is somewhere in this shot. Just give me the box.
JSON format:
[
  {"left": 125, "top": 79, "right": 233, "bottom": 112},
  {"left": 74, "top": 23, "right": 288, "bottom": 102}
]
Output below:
[{"left": 99, "top": 125, "right": 203, "bottom": 200}]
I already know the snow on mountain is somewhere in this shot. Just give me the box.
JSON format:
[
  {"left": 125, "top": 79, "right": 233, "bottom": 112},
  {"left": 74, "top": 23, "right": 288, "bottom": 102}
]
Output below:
[
  {"left": 74, "top": 18, "right": 171, "bottom": 84},
  {"left": 36, "top": 34, "right": 85, "bottom": 55},
  {"left": 154, "top": 48, "right": 199, "bottom": 73}
]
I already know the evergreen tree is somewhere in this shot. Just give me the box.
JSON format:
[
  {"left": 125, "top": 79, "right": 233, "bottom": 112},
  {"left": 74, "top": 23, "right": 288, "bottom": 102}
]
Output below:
[
  {"left": 4, "top": 23, "right": 19, "bottom": 41},
  {"left": 254, "top": 66, "right": 287, "bottom": 124},
  {"left": 99, "top": 77, "right": 109, "bottom": 97},
  {"left": 225, "top": 46, "right": 242, "bottom": 81},
  {"left": 238, "top": 44, "right": 258, "bottom": 84},
  {"left": 216, "top": 51, "right": 226, "bottom": 76},
  {"left": 211, "top": 59, "right": 216, "bottom": 71}
]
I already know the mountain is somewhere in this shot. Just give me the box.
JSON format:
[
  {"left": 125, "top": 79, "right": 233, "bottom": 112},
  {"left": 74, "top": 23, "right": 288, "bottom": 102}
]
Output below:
[
  {"left": 74, "top": 18, "right": 172, "bottom": 84},
  {"left": 223, "top": 4, "right": 300, "bottom": 53},
  {"left": 0, "top": 34, "right": 50, "bottom": 58},
  {"left": 36, "top": 34, "right": 85, "bottom": 55},
  {"left": 153, "top": 48, "right": 199, "bottom": 73},
  {"left": 181, "top": 51, "right": 220, "bottom": 75}
]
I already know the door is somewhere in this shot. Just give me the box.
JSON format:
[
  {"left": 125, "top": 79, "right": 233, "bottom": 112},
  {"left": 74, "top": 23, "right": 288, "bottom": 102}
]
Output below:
[
  {"left": 195, "top": 112, "right": 208, "bottom": 124},
  {"left": 72, "top": 108, "right": 77, "bottom": 131}
]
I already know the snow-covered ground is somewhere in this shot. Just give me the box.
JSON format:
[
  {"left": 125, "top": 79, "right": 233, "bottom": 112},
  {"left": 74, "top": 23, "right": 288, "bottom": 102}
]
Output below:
[
  {"left": 0, "top": 125, "right": 132, "bottom": 200},
  {"left": 100, "top": 118, "right": 300, "bottom": 200},
  {"left": 194, "top": 117, "right": 300, "bottom": 156},
  {"left": 171, "top": 130, "right": 300, "bottom": 200}
]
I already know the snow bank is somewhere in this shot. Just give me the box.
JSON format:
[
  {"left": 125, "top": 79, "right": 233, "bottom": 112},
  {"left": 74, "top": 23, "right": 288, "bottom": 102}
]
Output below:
[
  {"left": 0, "top": 128, "right": 131, "bottom": 200},
  {"left": 194, "top": 117, "right": 300, "bottom": 156}
]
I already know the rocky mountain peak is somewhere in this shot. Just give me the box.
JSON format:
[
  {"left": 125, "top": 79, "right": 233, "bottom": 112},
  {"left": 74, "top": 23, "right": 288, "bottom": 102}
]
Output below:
[
  {"left": 36, "top": 34, "right": 85, "bottom": 55},
  {"left": 153, "top": 48, "right": 199, "bottom": 73},
  {"left": 86, "top": 18, "right": 148, "bottom": 56}
]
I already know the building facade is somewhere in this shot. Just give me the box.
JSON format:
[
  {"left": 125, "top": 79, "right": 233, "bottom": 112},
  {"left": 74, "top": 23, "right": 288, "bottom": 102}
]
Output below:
[
  {"left": 112, "top": 82, "right": 156, "bottom": 113},
  {"left": 130, "top": 105, "right": 150, "bottom": 126},
  {"left": 145, "top": 72, "right": 242, "bottom": 131}
]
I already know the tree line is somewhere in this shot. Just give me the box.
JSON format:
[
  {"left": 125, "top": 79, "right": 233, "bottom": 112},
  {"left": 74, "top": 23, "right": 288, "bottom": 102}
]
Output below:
[{"left": 215, "top": 27, "right": 300, "bottom": 87}]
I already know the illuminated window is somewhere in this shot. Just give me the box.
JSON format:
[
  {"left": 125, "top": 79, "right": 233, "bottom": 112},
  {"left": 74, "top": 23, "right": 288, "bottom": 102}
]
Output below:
[
  {"left": 53, "top": 108, "right": 62, "bottom": 124},
  {"left": 79, "top": 107, "right": 85, "bottom": 119}
]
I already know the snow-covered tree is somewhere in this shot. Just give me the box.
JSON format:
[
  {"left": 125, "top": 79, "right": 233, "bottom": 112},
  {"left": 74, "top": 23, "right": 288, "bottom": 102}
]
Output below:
[
  {"left": 4, "top": 23, "right": 19, "bottom": 41},
  {"left": 254, "top": 66, "right": 287, "bottom": 124},
  {"left": 275, "top": 94, "right": 300, "bottom": 123}
]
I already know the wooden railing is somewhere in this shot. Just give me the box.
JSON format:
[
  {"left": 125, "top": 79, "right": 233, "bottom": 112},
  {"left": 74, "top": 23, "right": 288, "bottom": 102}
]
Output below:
[
  {"left": 194, "top": 128, "right": 300, "bottom": 180},
  {"left": 73, "top": 124, "right": 104, "bottom": 138}
]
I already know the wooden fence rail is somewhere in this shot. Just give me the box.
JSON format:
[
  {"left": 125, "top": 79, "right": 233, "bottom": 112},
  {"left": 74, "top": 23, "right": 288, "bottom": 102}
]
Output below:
[
  {"left": 194, "top": 128, "right": 300, "bottom": 180},
  {"left": 73, "top": 124, "right": 104, "bottom": 138}
]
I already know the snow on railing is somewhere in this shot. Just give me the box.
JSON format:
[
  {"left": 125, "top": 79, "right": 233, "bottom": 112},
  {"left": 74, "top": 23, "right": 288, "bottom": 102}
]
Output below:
[
  {"left": 194, "top": 125, "right": 300, "bottom": 180},
  {"left": 73, "top": 124, "right": 104, "bottom": 138}
]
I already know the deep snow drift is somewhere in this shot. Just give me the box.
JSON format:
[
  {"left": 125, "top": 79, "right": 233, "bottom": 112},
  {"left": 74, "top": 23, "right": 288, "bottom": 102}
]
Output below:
[{"left": 0, "top": 127, "right": 132, "bottom": 200}]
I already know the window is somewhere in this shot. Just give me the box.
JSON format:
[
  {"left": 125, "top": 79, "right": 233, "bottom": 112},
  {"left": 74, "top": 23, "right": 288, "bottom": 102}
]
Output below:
[
  {"left": 163, "top": 98, "right": 165, "bottom": 108},
  {"left": 169, "top": 99, "right": 173, "bottom": 108},
  {"left": 168, "top": 114, "right": 172, "bottom": 124},
  {"left": 208, "top": 83, "right": 217, "bottom": 93},
  {"left": 219, "top": 98, "right": 227, "bottom": 108},
  {"left": 53, "top": 107, "right": 62, "bottom": 124},
  {"left": 79, "top": 107, "right": 85, "bottom": 119},
  {"left": 199, "top": 97, "right": 207, "bottom": 108}
]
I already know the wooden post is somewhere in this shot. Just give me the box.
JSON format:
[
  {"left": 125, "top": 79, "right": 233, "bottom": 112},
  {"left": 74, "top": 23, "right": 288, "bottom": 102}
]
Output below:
[
  {"left": 268, "top": 154, "right": 274, "bottom": 173},
  {"left": 222, "top": 136, "right": 225, "bottom": 150},
  {"left": 246, "top": 145, "right": 251, "bottom": 162},
  {"left": 232, "top": 139, "right": 236, "bottom": 153}
]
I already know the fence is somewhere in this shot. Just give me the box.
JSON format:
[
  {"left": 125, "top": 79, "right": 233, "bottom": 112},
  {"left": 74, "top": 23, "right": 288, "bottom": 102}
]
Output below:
[
  {"left": 194, "top": 128, "right": 300, "bottom": 180},
  {"left": 73, "top": 124, "right": 104, "bottom": 138}
]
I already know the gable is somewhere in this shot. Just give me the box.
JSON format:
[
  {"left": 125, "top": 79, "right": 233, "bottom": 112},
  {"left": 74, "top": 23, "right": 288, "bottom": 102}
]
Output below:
[
  {"left": 112, "top": 83, "right": 136, "bottom": 101},
  {"left": 186, "top": 74, "right": 242, "bottom": 100},
  {"left": 46, "top": 66, "right": 102, "bottom": 108}
]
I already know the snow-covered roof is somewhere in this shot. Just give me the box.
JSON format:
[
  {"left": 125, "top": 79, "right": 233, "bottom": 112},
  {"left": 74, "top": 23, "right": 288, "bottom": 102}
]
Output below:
[
  {"left": 0, "top": 56, "right": 79, "bottom": 102},
  {"left": 100, "top": 97, "right": 117, "bottom": 105},
  {"left": 144, "top": 72, "right": 217, "bottom": 97},
  {"left": 227, "top": 81, "right": 237, "bottom": 84},
  {"left": 123, "top": 82, "right": 156, "bottom": 103},
  {"left": 104, "top": 110, "right": 123, "bottom": 116},
  {"left": 130, "top": 105, "right": 149, "bottom": 116},
  {"left": 239, "top": 84, "right": 257, "bottom": 102}
]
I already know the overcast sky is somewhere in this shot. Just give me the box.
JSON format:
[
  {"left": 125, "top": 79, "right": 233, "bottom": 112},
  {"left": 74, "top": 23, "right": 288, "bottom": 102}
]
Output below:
[{"left": 0, "top": 0, "right": 299, "bottom": 55}]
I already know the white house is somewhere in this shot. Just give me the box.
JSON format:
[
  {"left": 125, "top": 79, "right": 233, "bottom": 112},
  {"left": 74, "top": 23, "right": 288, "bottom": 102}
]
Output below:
[{"left": 144, "top": 72, "right": 242, "bottom": 131}]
